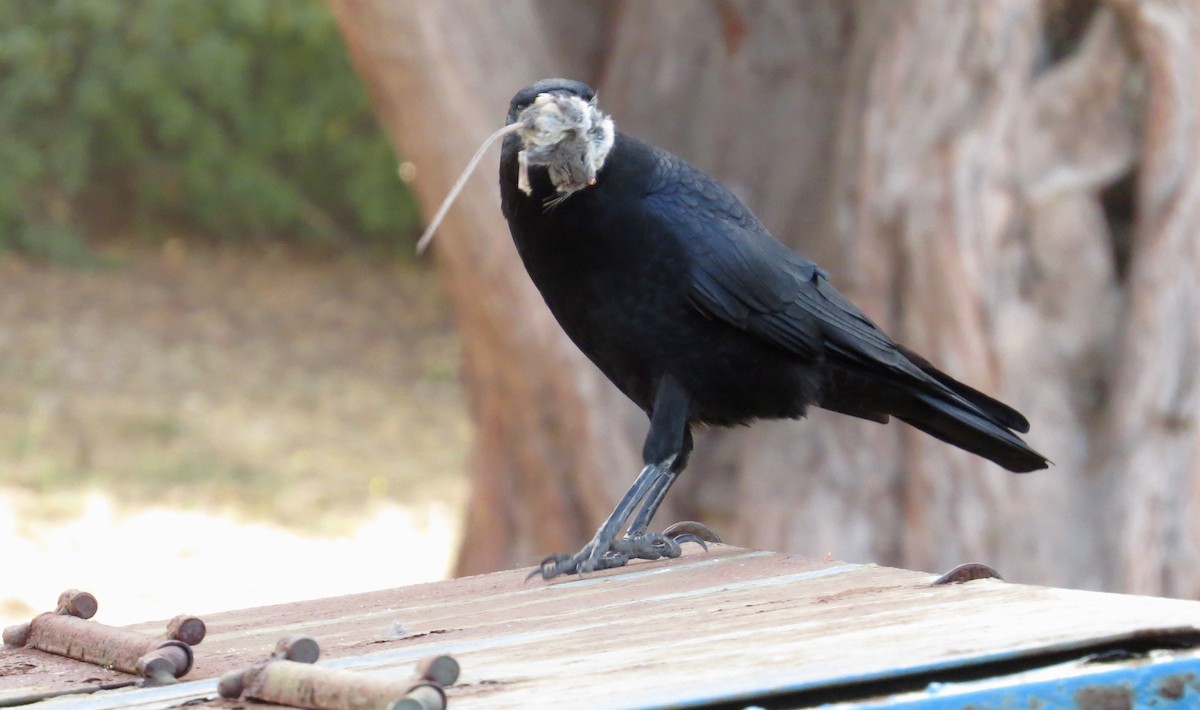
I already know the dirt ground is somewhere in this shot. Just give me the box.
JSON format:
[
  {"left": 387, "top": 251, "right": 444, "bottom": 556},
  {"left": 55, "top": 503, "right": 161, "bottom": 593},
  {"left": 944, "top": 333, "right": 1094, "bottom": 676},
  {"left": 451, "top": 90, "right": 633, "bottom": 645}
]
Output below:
[{"left": 0, "top": 242, "right": 470, "bottom": 624}]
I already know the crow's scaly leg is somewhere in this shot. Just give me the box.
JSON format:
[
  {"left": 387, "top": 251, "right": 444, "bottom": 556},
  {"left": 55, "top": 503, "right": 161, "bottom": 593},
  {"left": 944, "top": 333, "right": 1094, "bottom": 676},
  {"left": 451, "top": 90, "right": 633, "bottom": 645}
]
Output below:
[
  {"left": 625, "top": 427, "right": 693, "bottom": 538},
  {"left": 529, "top": 456, "right": 674, "bottom": 580},
  {"left": 530, "top": 375, "right": 698, "bottom": 580}
]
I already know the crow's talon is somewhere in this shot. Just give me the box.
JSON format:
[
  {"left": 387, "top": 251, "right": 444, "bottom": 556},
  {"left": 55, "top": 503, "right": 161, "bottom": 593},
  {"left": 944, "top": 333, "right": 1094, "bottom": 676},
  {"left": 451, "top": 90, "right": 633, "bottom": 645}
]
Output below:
[
  {"left": 653, "top": 533, "right": 683, "bottom": 558},
  {"left": 662, "top": 521, "right": 723, "bottom": 545},
  {"left": 667, "top": 532, "right": 709, "bottom": 553},
  {"left": 527, "top": 550, "right": 591, "bottom": 581}
]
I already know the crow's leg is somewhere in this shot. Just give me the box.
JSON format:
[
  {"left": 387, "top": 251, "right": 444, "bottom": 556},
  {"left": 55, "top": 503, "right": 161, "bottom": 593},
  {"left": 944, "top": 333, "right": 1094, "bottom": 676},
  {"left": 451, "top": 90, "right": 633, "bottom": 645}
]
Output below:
[
  {"left": 625, "top": 427, "right": 692, "bottom": 537},
  {"left": 530, "top": 376, "right": 691, "bottom": 581},
  {"left": 609, "top": 426, "right": 707, "bottom": 563},
  {"left": 529, "top": 456, "right": 674, "bottom": 580}
]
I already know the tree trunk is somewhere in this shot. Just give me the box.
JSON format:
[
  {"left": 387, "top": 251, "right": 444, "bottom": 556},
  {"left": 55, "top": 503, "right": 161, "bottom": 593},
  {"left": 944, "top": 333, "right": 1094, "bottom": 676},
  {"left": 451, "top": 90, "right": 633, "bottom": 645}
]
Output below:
[
  {"left": 329, "top": 0, "right": 1200, "bottom": 596},
  {"left": 1101, "top": 0, "right": 1200, "bottom": 598}
]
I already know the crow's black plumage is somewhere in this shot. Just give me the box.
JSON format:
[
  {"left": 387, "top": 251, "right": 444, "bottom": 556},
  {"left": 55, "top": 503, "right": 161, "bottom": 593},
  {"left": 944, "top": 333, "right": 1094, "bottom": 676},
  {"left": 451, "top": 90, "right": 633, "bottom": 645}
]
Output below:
[{"left": 499, "top": 79, "right": 1048, "bottom": 580}]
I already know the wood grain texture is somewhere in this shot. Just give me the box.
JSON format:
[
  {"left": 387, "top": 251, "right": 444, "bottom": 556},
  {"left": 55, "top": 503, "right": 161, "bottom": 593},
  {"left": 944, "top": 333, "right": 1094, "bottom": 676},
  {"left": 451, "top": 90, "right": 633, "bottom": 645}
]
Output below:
[{"left": 4, "top": 548, "right": 1200, "bottom": 707}]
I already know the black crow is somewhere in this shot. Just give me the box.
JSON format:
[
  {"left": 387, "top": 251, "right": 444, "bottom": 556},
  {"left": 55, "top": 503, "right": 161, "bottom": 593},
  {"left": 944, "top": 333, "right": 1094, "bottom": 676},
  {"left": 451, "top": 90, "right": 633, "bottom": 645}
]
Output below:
[{"left": 498, "top": 78, "right": 1048, "bottom": 580}]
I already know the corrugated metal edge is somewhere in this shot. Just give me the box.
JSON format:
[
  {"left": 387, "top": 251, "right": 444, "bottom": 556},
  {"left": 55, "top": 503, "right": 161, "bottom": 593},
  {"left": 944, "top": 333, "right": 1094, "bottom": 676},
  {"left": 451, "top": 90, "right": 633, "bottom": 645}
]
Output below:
[
  {"left": 838, "top": 649, "right": 1200, "bottom": 709},
  {"left": 621, "top": 626, "right": 1200, "bottom": 710}
]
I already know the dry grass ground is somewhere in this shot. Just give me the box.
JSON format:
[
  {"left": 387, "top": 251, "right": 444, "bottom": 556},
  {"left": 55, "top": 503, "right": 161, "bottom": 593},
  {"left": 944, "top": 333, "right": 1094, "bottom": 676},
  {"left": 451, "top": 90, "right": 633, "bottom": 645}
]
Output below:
[{"left": 0, "top": 242, "right": 470, "bottom": 625}]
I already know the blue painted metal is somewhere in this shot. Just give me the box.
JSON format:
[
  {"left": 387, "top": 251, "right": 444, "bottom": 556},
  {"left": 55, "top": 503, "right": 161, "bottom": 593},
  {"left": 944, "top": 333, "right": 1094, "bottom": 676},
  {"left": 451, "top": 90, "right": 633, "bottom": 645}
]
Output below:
[
  {"left": 829, "top": 651, "right": 1200, "bottom": 709},
  {"left": 632, "top": 633, "right": 1200, "bottom": 710}
]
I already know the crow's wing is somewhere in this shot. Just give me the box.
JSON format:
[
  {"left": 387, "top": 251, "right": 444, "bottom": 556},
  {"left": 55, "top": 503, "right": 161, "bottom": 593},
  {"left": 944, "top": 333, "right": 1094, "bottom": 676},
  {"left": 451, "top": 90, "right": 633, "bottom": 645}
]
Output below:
[
  {"left": 641, "top": 154, "right": 1032, "bottom": 435},
  {"left": 643, "top": 161, "right": 918, "bottom": 377},
  {"left": 633, "top": 144, "right": 1040, "bottom": 467}
]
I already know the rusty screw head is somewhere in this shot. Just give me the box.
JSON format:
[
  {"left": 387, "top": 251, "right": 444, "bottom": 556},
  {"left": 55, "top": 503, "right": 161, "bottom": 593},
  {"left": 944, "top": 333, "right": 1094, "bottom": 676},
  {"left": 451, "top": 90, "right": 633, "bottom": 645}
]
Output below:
[
  {"left": 165, "top": 615, "right": 206, "bottom": 646},
  {"left": 2, "top": 622, "right": 32, "bottom": 648},
  {"left": 217, "top": 669, "right": 247, "bottom": 699},
  {"left": 55, "top": 590, "right": 98, "bottom": 619},
  {"left": 135, "top": 641, "right": 193, "bottom": 683},
  {"left": 392, "top": 681, "right": 446, "bottom": 710},
  {"left": 136, "top": 652, "right": 180, "bottom": 686},
  {"left": 273, "top": 635, "right": 320, "bottom": 664},
  {"left": 416, "top": 654, "right": 459, "bottom": 687}
]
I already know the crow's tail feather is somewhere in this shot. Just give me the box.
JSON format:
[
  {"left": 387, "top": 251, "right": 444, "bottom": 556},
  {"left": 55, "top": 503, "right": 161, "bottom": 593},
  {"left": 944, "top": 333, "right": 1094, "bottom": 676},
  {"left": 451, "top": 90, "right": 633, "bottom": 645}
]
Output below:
[
  {"left": 895, "top": 391, "right": 1048, "bottom": 473},
  {"left": 896, "top": 345, "right": 1030, "bottom": 433},
  {"left": 819, "top": 360, "right": 1049, "bottom": 473}
]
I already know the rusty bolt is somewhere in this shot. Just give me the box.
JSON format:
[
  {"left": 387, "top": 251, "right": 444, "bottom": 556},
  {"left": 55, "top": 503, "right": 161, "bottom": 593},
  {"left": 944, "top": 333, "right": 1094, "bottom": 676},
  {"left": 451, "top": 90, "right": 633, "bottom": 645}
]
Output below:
[
  {"left": 272, "top": 635, "right": 320, "bottom": 664},
  {"left": 221, "top": 636, "right": 319, "bottom": 699},
  {"left": 164, "top": 615, "right": 206, "bottom": 646},
  {"left": 416, "top": 655, "right": 460, "bottom": 687},
  {"left": 18, "top": 612, "right": 194, "bottom": 680},
  {"left": 220, "top": 640, "right": 459, "bottom": 709},
  {"left": 136, "top": 643, "right": 191, "bottom": 686},
  {"left": 3, "top": 591, "right": 201, "bottom": 683},
  {"left": 393, "top": 681, "right": 446, "bottom": 710},
  {"left": 932, "top": 563, "right": 1003, "bottom": 586},
  {"left": 55, "top": 590, "right": 98, "bottom": 619},
  {"left": 217, "top": 669, "right": 248, "bottom": 699},
  {"left": 2, "top": 622, "right": 32, "bottom": 647}
]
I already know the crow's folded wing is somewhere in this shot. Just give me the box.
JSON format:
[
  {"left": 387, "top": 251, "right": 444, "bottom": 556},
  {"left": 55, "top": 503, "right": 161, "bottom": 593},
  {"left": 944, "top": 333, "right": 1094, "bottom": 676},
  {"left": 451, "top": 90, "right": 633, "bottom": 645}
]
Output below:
[
  {"left": 642, "top": 163, "right": 1031, "bottom": 434},
  {"left": 644, "top": 176, "right": 918, "bottom": 377}
]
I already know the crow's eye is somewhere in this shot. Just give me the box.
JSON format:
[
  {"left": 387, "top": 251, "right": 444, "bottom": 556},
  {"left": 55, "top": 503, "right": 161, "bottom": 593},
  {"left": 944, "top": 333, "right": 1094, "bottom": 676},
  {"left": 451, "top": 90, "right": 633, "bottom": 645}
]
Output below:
[{"left": 514, "top": 101, "right": 529, "bottom": 112}]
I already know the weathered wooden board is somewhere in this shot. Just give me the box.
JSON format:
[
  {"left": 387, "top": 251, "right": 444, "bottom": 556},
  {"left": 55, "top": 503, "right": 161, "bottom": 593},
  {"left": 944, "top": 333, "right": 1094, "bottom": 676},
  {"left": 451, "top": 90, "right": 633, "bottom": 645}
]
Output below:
[{"left": 2, "top": 546, "right": 1199, "bottom": 708}]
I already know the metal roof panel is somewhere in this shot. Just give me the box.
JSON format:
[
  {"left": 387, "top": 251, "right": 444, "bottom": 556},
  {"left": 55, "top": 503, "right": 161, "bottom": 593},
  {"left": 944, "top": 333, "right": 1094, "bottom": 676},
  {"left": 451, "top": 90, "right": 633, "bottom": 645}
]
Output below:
[{"left": 2, "top": 546, "right": 1198, "bottom": 708}]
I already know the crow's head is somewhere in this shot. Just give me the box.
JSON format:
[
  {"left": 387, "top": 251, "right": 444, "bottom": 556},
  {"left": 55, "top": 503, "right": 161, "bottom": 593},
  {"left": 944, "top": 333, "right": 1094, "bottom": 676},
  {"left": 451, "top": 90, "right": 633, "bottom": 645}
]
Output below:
[
  {"left": 506, "top": 78, "right": 594, "bottom": 124},
  {"left": 506, "top": 78, "right": 614, "bottom": 201},
  {"left": 415, "top": 80, "right": 610, "bottom": 252}
]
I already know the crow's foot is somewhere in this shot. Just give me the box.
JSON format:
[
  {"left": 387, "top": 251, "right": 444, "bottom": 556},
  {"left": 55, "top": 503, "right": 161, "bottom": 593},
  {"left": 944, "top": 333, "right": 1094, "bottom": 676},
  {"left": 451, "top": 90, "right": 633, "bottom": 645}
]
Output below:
[
  {"left": 528, "top": 528, "right": 709, "bottom": 581},
  {"left": 527, "top": 544, "right": 610, "bottom": 582},
  {"left": 611, "top": 530, "right": 708, "bottom": 561}
]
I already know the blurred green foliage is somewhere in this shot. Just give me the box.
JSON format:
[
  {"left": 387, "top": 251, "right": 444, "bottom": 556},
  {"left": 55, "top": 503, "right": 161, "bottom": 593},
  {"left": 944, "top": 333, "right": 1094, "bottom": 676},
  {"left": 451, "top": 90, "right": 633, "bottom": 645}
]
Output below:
[{"left": 0, "top": 0, "right": 418, "bottom": 262}]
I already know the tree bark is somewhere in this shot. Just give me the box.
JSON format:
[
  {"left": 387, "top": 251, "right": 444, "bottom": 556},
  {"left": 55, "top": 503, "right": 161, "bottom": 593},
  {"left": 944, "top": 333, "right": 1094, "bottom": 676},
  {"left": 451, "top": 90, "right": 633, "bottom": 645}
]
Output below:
[
  {"left": 327, "top": 1, "right": 646, "bottom": 574},
  {"left": 1101, "top": 0, "right": 1200, "bottom": 598},
  {"left": 329, "top": 0, "right": 1200, "bottom": 596}
]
